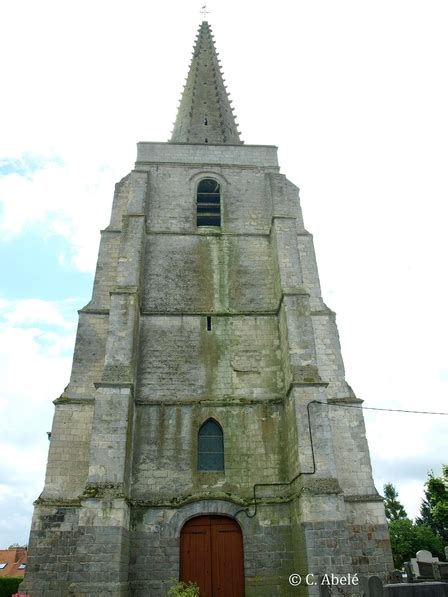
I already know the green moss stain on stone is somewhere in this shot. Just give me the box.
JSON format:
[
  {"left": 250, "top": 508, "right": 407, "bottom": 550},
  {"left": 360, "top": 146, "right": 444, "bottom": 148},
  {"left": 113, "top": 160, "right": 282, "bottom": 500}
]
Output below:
[
  {"left": 198, "top": 315, "right": 220, "bottom": 399},
  {"left": 130, "top": 506, "right": 145, "bottom": 530},
  {"left": 194, "top": 236, "right": 214, "bottom": 312},
  {"left": 174, "top": 405, "right": 183, "bottom": 467},
  {"left": 210, "top": 234, "right": 230, "bottom": 312},
  {"left": 157, "top": 404, "right": 166, "bottom": 457},
  {"left": 228, "top": 237, "right": 240, "bottom": 311}
]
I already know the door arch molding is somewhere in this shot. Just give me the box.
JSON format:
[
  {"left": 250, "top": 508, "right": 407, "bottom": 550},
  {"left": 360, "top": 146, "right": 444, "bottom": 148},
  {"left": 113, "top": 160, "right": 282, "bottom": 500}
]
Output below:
[{"left": 168, "top": 499, "right": 247, "bottom": 538}]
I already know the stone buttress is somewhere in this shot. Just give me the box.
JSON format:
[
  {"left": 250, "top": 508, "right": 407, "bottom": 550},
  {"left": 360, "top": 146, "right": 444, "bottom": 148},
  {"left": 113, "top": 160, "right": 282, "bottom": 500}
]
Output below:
[{"left": 22, "top": 20, "right": 393, "bottom": 597}]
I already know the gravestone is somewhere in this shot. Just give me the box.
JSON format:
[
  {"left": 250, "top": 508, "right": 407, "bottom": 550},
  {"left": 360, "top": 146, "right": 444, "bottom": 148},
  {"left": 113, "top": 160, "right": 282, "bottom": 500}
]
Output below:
[
  {"left": 368, "top": 576, "right": 384, "bottom": 597},
  {"left": 417, "top": 550, "right": 436, "bottom": 563},
  {"left": 387, "top": 570, "right": 403, "bottom": 584}
]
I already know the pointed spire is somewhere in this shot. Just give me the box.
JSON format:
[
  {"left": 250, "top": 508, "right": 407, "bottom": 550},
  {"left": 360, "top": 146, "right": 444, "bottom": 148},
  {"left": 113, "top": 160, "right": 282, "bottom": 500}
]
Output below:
[{"left": 170, "top": 21, "right": 242, "bottom": 144}]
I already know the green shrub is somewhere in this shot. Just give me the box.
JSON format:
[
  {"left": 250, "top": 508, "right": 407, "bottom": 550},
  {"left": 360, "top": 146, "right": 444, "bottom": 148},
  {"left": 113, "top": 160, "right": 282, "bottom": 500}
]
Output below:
[
  {"left": 167, "top": 578, "right": 200, "bottom": 596},
  {"left": 0, "top": 576, "right": 23, "bottom": 597}
]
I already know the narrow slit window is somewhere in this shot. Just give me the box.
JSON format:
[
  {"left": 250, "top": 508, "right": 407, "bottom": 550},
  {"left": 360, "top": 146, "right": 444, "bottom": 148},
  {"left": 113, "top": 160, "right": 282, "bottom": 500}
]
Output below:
[
  {"left": 198, "top": 419, "right": 224, "bottom": 471},
  {"left": 206, "top": 316, "right": 212, "bottom": 331},
  {"left": 197, "top": 178, "right": 221, "bottom": 227}
]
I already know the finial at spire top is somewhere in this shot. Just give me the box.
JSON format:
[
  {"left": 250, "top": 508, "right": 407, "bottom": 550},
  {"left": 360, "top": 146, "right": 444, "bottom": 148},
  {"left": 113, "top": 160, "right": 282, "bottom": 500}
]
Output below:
[{"left": 200, "top": 4, "right": 210, "bottom": 20}]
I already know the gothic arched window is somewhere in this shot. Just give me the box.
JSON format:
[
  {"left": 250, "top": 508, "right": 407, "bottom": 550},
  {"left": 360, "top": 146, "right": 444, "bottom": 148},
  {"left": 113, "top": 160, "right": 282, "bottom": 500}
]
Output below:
[
  {"left": 197, "top": 178, "right": 221, "bottom": 227},
  {"left": 198, "top": 419, "right": 224, "bottom": 471}
]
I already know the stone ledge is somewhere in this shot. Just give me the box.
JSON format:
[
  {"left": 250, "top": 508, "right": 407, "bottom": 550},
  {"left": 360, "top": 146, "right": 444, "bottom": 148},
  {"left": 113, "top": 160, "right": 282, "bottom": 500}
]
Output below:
[
  {"left": 136, "top": 160, "right": 280, "bottom": 173},
  {"left": 94, "top": 381, "right": 134, "bottom": 390},
  {"left": 81, "top": 482, "right": 127, "bottom": 500},
  {"left": 134, "top": 396, "right": 284, "bottom": 406},
  {"left": 136, "top": 141, "right": 279, "bottom": 168},
  {"left": 146, "top": 229, "right": 270, "bottom": 237},
  {"left": 78, "top": 307, "right": 110, "bottom": 315},
  {"left": 101, "top": 227, "right": 121, "bottom": 233},
  {"left": 53, "top": 395, "right": 94, "bottom": 405},
  {"left": 311, "top": 308, "right": 336, "bottom": 316},
  {"left": 33, "top": 497, "right": 81, "bottom": 507},
  {"left": 328, "top": 397, "right": 364, "bottom": 405},
  {"left": 130, "top": 486, "right": 346, "bottom": 509},
  {"left": 139, "top": 309, "right": 278, "bottom": 316},
  {"left": 131, "top": 491, "right": 248, "bottom": 509},
  {"left": 344, "top": 493, "right": 384, "bottom": 503},
  {"left": 110, "top": 285, "right": 139, "bottom": 295}
]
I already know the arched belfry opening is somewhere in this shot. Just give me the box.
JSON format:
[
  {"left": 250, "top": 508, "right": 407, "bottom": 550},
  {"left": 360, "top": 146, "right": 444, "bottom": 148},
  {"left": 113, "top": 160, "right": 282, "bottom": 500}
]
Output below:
[
  {"left": 197, "top": 418, "right": 224, "bottom": 472},
  {"left": 196, "top": 178, "right": 221, "bottom": 227},
  {"left": 180, "top": 515, "right": 244, "bottom": 596}
]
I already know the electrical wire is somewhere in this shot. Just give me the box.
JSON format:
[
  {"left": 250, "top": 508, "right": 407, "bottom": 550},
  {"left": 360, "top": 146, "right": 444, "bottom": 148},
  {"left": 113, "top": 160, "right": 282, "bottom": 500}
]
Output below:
[{"left": 327, "top": 403, "right": 448, "bottom": 416}]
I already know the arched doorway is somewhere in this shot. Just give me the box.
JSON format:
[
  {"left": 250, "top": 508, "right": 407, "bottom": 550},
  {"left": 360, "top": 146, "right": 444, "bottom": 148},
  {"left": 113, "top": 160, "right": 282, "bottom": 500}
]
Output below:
[{"left": 180, "top": 515, "right": 244, "bottom": 597}]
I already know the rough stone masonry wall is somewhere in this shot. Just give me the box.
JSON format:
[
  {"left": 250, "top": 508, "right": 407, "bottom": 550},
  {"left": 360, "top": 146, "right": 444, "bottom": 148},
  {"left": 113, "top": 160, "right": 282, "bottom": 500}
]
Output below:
[
  {"left": 23, "top": 503, "right": 132, "bottom": 597},
  {"left": 136, "top": 315, "right": 284, "bottom": 401},
  {"left": 87, "top": 231, "right": 121, "bottom": 310},
  {"left": 146, "top": 163, "right": 273, "bottom": 235},
  {"left": 65, "top": 312, "right": 108, "bottom": 400},
  {"left": 142, "top": 234, "right": 278, "bottom": 313},
  {"left": 42, "top": 403, "right": 94, "bottom": 500},
  {"left": 131, "top": 401, "right": 286, "bottom": 502},
  {"left": 21, "top": 505, "right": 80, "bottom": 596}
]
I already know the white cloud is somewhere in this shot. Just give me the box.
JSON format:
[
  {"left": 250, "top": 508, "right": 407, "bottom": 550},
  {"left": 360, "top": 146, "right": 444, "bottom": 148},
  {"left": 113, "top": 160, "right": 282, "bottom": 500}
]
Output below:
[
  {"left": 0, "top": 299, "right": 76, "bottom": 407},
  {"left": 0, "top": 298, "right": 78, "bottom": 545},
  {"left": 2, "top": 298, "right": 77, "bottom": 329},
  {"left": 0, "top": 160, "right": 118, "bottom": 273}
]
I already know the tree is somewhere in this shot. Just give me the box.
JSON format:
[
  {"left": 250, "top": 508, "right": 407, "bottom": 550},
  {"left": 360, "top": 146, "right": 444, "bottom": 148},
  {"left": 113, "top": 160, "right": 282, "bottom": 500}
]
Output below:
[
  {"left": 384, "top": 482, "right": 407, "bottom": 521},
  {"left": 416, "top": 496, "right": 436, "bottom": 533},
  {"left": 416, "top": 465, "right": 448, "bottom": 542},
  {"left": 388, "top": 519, "right": 445, "bottom": 569},
  {"left": 384, "top": 479, "right": 447, "bottom": 568}
]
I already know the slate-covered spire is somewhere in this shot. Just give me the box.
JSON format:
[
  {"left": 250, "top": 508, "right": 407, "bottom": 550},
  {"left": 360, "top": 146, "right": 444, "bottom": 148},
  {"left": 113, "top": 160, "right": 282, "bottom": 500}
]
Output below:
[{"left": 170, "top": 21, "right": 242, "bottom": 144}]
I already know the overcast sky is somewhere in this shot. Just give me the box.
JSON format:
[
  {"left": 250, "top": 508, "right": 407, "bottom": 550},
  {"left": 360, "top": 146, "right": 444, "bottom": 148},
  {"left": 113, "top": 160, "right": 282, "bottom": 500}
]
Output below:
[{"left": 1, "top": 0, "right": 447, "bottom": 547}]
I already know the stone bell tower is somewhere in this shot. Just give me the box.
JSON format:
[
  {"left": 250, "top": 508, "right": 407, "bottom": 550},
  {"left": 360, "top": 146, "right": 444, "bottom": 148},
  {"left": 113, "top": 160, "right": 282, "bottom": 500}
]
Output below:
[{"left": 22, "top": 20, "right": 393, "bottom": 597}]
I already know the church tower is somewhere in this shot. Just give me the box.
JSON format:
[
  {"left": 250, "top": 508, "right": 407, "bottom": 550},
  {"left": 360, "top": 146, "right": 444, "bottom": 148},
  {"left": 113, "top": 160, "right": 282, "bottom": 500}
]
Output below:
[{"left": 22, "top": 21, "right": 393, "bottom": 597}]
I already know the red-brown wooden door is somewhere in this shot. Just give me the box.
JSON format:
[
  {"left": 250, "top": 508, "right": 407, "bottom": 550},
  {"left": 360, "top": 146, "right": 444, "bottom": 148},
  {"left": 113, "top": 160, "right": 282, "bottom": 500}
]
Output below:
[{"left": 180, "top": 515, "right": 244, "bottom": 597}]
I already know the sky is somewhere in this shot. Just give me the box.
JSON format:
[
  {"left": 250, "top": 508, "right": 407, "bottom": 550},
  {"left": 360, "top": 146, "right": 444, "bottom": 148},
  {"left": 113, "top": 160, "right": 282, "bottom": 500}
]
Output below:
[{"left": 0, "top": 0, "right": 447, "bottom": 547}]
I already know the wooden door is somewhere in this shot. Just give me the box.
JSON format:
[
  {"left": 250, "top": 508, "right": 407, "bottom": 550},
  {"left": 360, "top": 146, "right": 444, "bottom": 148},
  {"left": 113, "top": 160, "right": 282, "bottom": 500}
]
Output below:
[{"left": 180, "top": 515, "right": 244, "bottom": 597}]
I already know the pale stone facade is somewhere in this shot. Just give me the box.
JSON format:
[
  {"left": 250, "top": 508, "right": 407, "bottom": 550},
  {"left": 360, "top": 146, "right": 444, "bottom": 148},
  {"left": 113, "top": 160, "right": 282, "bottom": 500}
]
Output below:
[{"left": 22, "top": 21, "right": 393, "bottom": 597}]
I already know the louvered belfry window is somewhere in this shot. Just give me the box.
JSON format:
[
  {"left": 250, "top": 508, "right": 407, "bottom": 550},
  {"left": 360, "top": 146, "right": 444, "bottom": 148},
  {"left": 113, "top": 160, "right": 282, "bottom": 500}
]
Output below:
[
  {"left": 197, "top": 178, "right": 221, "bottom": 227},
  {"left": 198, "top": 419, "right": 224, "bottom": 471}
]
